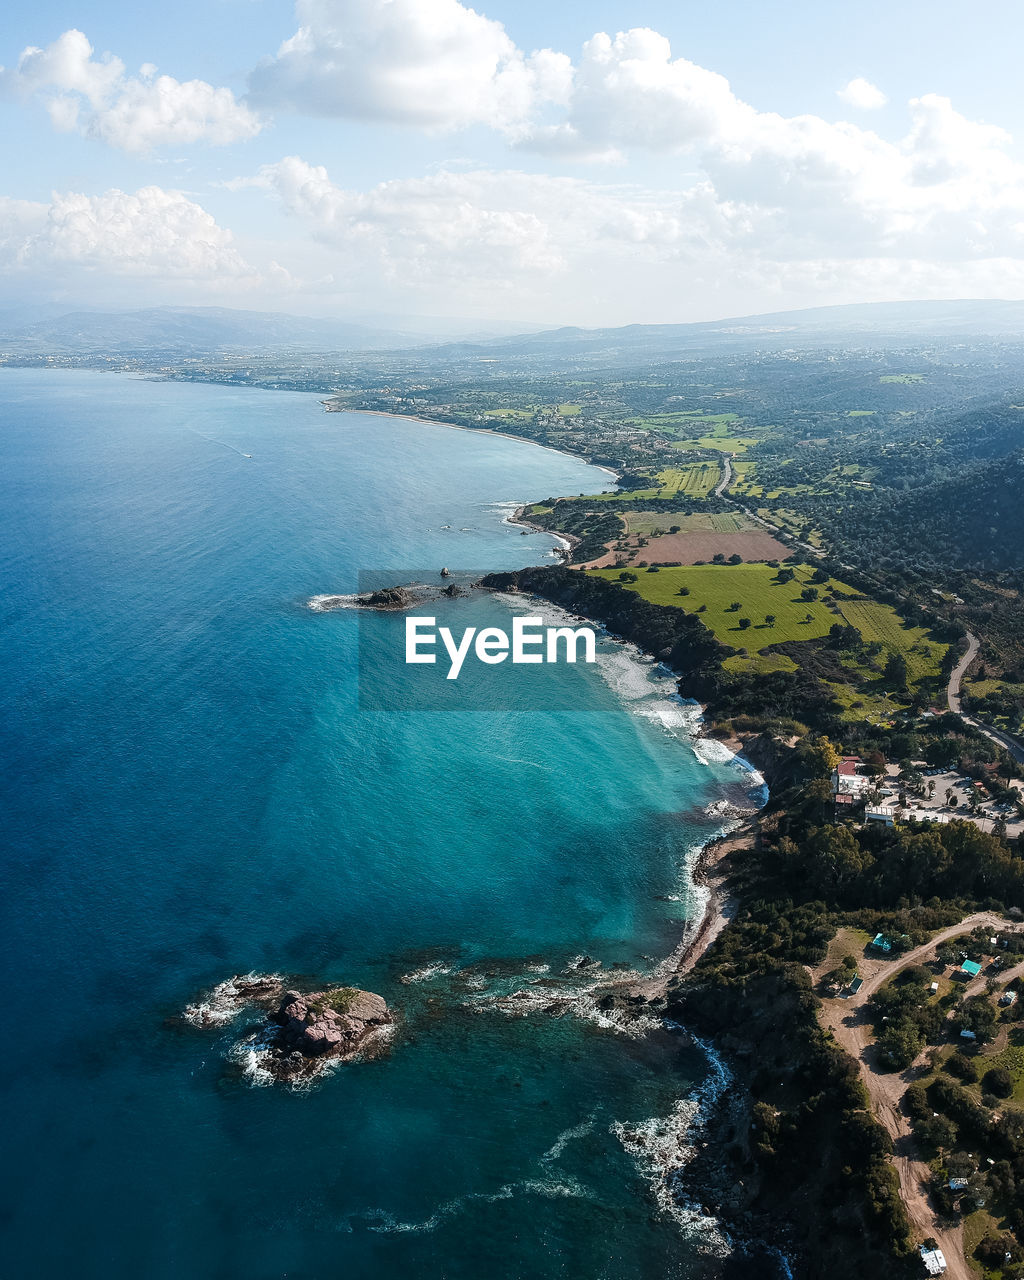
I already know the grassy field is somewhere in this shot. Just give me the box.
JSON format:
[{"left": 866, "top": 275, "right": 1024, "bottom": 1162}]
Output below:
[
  {"left": 835, "top": 598, "right": 948, "bottom": 682},
  {"left": 626, "top": 510, "right": 752, "bottom": 536},
  {"left": 590, "top": 562, "right": 855, "bottom": 647},
  {"left": 630, "top": 411, "right": 762, "bottom": 454},
  {"left": 589, "top": 561, "right": 948, "bottom": 712},
  {"left": 589, "top": 462, "right": 722, "bottom": 501}
]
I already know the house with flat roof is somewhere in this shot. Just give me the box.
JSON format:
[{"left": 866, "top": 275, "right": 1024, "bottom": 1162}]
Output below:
[{"left": 920, "top": 1245, "right": 947, "bottom": 1275}]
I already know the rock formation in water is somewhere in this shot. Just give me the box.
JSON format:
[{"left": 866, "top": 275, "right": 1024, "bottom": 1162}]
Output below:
[{"left": 183, "top": 975, "right": 393, "bottom": 1084}]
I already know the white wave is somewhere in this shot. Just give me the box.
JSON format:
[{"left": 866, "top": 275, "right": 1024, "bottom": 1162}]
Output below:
[
  {"left": 399, "top": 961, "right": 456, "bottom": 985},
  {"left": 363, "top": 1176, "right": 587, "bottom": 1235},
  {"left": 541, "top": 1117, "right": 596, "bottom": 1164},
  {"left": 611, "top": 1033, "right": 733, "bottom": 1257},
  {"left": 226, "top": 1024, "right": 281, "bottom": 1088},
  {"left": 182, "top": 972, "right": 283, "bottom": 1028},
  {"left": 307, "top": 592, "right": 361, "bottom": 611},
  {"left": 691, "top": 736, "right": 738, "bottom": 767}
]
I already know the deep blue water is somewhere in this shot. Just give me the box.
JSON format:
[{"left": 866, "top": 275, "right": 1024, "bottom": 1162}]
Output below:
[{"left": 0, "top": 370, "right": 760, "bottom": 1280}]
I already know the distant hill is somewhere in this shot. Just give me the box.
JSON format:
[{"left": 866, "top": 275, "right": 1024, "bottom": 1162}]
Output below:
[
  {"left": 0, "top": 306, "right": 425, "bottom": 354},
  {"left": 429, "top": 300, "right": 1024, "bottom": 366}
]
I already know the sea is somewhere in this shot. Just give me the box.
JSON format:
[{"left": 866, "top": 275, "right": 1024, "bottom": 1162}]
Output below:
[{"left": 0, "top": 369, "right": 769, "bottom": 1280}]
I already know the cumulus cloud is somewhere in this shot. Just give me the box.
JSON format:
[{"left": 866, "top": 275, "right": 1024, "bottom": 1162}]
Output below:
[
  {"left": 248, "top": 0, "right": 570, "bottom": 131},
  {"left": 837, "top": 77, "right": 888, "bottom": 111},
  {"left": 231, "top": 140, "right": 1024, "bottom": 320},
  {"left": 237, "top": 158, "right": 572, "bottom": 294},
  {"left": 0, "top": 185, "right": 258, "bottom": 283},
  {"left": 0, "top": 29, "right": 262, "bottom": 151}
]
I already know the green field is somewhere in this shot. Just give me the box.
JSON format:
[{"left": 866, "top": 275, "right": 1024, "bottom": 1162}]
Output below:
[
  {"left": 590, "top": 562, "right": 854, "bottom": 648},
  {"left": 588, "top": 461, "right": 721, "bottom": 501},
  {"left": 835, "top": 598, "right": 948, "bottom": 682},
  {"left": 625, "top": 510, "right": 752, "bottom": 537},
  {"left": 589, "top": 562, "right": 948, "bottom": 707},
  {"left": 483, "top": 407, "right": 532, "bottom": 420},
  {"left": 629, "top": 411, "right": 762, "bottom": 454}
]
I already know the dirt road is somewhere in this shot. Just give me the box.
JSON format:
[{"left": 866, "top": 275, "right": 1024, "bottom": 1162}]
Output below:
[{"left": 821, "top": 911, "right": 1018, "bottom": 1280}]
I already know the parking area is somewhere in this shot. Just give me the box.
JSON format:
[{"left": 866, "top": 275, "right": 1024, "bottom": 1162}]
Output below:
[{"left": 879, "top": 764, "right": 1024, "bottom": 839}]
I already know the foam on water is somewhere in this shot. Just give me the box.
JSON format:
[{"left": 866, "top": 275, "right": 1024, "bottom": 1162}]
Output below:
[
  {"left": 361, "top": 1175, "right": 590, "bottom": 1236},
  {"left": 611, "top": 1033, "right": 733, "bottom": 1257},
  {"left": 182, "top": 972, "right": 283, "bottom": 1028}
]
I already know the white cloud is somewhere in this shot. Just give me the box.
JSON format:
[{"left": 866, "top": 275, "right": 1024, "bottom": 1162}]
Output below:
[
  {"left": 0, "top": 185, "right": 258, "bottom": 283},
  {"left": 0, "top": 29, "right": 262, "bottom": 151},
  {"left": 248, "top": 0, "right": 570, "bottom": 131},
  {"left": 232, "top": 143, "right": 1024, "bottom": 321},
  {"left": 238, "top": 158, "right": 570, "bottom": 295},
  {"left": 837, "top": 77, "right": 888, "bottom": 111}
]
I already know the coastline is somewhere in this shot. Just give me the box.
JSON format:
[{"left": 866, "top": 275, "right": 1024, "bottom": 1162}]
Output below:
[
  {"left": 340, "top": 400, "right": 771, "bottom": 1261},
  {"left": 628, "top": 815, "right": 758, "bottom": 1001},
  {"left": 327, "top": 405, "right": 620, "bottom": 476}
]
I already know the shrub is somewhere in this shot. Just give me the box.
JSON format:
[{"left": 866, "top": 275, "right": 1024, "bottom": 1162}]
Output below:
[{"left": 983, "top": 1067, "right": 1014, "bottom": 1099}]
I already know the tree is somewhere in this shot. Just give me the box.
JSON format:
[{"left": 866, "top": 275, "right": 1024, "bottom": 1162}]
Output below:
[
  {"left": 765, "top": 614, "right": 777, "bottom": 627},
  {"left": 738, "top": 617, "right": 752, "bottom": 630},
  {"left": 677, "top": 586, "right": 690, "bottom": 596},
  {"left": 727, "top": 601, "right": 742, "bottom": 612},
  {"left": 884, "top": 651, "right": 910, "bottom": 689},
  {"left": 801, "top": 586, "right": 820, "bottom": 602},
  {"left": 982, "top": 1067, "right": 1013, "bottom": 1098},
  {"left": 619, "top": 571, "right": 638, "bottom": 583}
]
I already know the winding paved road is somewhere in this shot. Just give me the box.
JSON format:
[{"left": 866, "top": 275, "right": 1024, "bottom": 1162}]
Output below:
[
  {"left": 947, "top": 631, "right": 1024, "bottom": 765},
  {"left": 713, "top": 452, "right": 733, "bottom": 497},
  {"left": 947, "top": 631, "right": 980, "bottom": 716}
]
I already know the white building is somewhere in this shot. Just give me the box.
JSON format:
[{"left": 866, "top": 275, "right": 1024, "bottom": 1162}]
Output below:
[{"left": 920, "top": 1245, "right": 947, "bottom": 1275}]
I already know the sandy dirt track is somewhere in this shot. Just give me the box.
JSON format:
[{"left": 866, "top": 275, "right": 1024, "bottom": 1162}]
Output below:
[{"left": 819, "top": 911, "right": 1022, "bottom": 1280}]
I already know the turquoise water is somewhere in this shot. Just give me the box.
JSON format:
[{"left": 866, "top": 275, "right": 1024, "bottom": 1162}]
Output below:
[{"left": 0, "top": 369, "right": 762, "bottom": 1279}]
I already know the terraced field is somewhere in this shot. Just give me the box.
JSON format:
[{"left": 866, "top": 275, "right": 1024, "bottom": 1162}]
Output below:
[
  {"left": 590, "top": 462, "right": 722, "bottom": 501},
  {"left": 626, "top": 511, "right": 752, "bottom": 537},
  {"left": 835, "top": 598, "right": 948, "bottom": 682}
]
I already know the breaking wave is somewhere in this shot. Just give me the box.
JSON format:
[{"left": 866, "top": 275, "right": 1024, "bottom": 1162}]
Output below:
[
  {"left": 611, "top": 1032, "right": 733, "bottom": 1257},
  {"left": 182, "top": 972, "right": 283, "bottom": 1028}
]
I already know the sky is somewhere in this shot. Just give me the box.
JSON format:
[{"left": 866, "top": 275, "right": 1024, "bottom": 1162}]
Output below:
[{"left": 3, "top": 0, "right": 1024, "bottom": 328}]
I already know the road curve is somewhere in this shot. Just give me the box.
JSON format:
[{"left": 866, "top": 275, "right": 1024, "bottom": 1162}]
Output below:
[
  {"left": 713, "top": 452, "right": 733, "bottom": 497},
  {"left": 947, "top": 631, "right": 980, "bottom": 715}
]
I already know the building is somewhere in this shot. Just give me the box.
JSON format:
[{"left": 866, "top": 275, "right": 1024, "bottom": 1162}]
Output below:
[
  {"left": 920, "top": 1245, "right": 947, "bottom": 1275},
  {"left": 865, "top": 805, "right": 896, "bottom": 827},
  {"left": 961, "top": 960, "right": 983, "bottom": 979},
  {"left": 1000, "top": 989, "right": 1018, "bottom": 1007},
  {"left": 930, "top": 982, "right": 940, "bottom": 994},
  {"left": 848, "top": 975, "right": 864, "bottom": 996},
  {"left": 948, "top": 1177, "right": 968, "bottom": 1191},
  {"left": 833, "top": 757, "right": 872, "bottom": 801}
]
